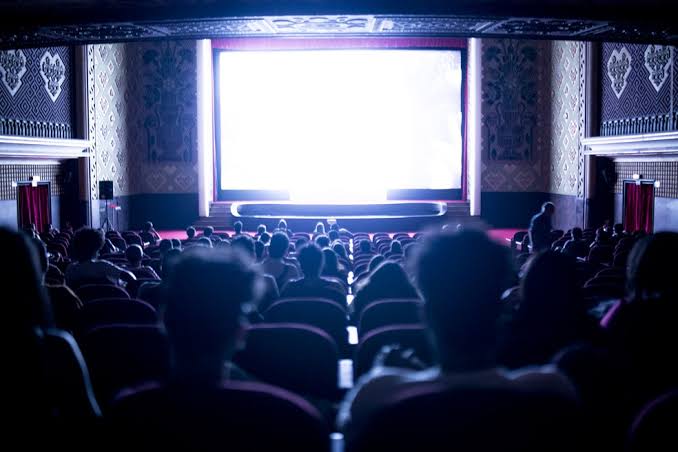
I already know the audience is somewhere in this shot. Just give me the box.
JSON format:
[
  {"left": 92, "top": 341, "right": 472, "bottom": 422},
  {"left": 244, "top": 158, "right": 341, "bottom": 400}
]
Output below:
[
  {"left": 351, "top": 260, "right": 419, "bottom": 322},
  {"left": 124, "top": 244, "right": 160, "bottom": 280},
  {"left": 339, "top": 230, "right": 580, "bottom": 450},
  {"left": 65, "top": 228, "right": 136, "bottom": 289},
  {"left": 561, "top": 227, "right": 588, "bottom": 258},
  {"left": 260, "top": 232, "right": 299, "bottom": 291},
  {"left": 7, "top": 214, "right": 673, "bottom": 451},
  {"left": 280, "top": 243, "right": 346, "bottom": 306},
  {"left": 140, "top": 221, "right": 161, "bottom": 246},
  {"left": 233, "top": 221, "right": 243, "bottom": 236},
  {"left": 2, "top": 227, "right": 100, "bottom": 447},
  {"left": 184, "top": 226, "right": 196, "bottom": 244}
]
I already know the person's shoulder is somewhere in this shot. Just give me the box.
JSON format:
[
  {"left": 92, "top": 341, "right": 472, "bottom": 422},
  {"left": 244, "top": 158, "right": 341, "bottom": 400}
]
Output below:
[{"left": 504, "top": 364, "right": 577, "bottom": 399}]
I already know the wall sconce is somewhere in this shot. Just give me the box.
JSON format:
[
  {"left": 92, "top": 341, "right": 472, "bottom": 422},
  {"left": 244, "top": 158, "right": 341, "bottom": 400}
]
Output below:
[
  {"left": 632, "top": 173, "right": 641, "bottom": 180},
  {"left": 655, "top": 181, "right": 661, "bottom": 188},
  {"left": 31, "top": 175, "right": 40, "bottom": 187},
  {"left": 11, "top": 181, "right": 18, "bottom": 188}
]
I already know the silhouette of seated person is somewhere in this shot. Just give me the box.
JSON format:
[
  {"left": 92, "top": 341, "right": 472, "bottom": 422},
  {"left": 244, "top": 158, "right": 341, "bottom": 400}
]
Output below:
[
  {"left": 139, "top": 221, "right": 161, "bottom": 246},
  {"left": 182, "top": 226, "right": 197, "bottom": 245},
  {"left": 274, "top": 218, "right": 292, "bottom": 237},
  {"left": 2, "top": 228, "right": 101, "bottom": 448},
  {"left": 280, "top": 243, "right": 346, "bottom": 306},
  {"left": 110, "top": 248, "right": 329, "bottom": 451},
  {"left": 321, "top": 248, "right": 348, "bottom": 290},
  {"left": 232, "top": 221, "right": 244, "bottom": 237},
  {"left": 351, "top": 261, "right": 418, "bottom": 322},
  {"left": 384, "top": 240, "right": 403, "bottom": 260},
  {"left": 124, "top": 244, "right": 160, "bottom": 280},
  {"left": 260, "top": 232, "right": 299, "bottom": 292},
  {"left": 231, "top": 235, "right": 279, "bottom": 313},
  {"left": 499, "top": 251, "right": 598, "bottom": 368},
  {"left": 554, "top": 232, "right": 678, "bottom": 451},
  {"left": 529, "top": 202, "right": 555, "bottom": 253},
  {"left": 315, "top": 234, "right": 331, "bottom": 249},
  {"left": 65, "top": 228, "right": 135, "bottom": 289},
  {"left": 561, "top": 227, "right": 589, "bottom": 258},
  {"left": 339, "top": 230, "right": 581, "bottom": 450}
]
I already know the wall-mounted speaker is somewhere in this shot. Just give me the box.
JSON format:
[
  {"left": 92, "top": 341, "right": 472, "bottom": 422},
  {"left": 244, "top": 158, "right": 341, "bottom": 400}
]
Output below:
[{"left": 99, "top": 180, "right": 114, "bottom": 200}]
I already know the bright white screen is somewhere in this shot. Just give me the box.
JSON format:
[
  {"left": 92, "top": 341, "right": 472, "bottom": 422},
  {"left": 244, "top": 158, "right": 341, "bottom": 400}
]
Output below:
[{"left": 217, "top": 49, "right": 462, "bottom": 202}]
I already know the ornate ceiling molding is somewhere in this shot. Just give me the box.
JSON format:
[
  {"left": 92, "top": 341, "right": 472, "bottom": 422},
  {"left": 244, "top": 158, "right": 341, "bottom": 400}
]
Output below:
[
  {"left": 583, "top": 131, "right": 678, "bottom": 159},
  {"left": 0, "top": 13, "right": 677, "bottom": 49},
  {"left": 0, "top": 135, "right": 92, "bottom": 160}
]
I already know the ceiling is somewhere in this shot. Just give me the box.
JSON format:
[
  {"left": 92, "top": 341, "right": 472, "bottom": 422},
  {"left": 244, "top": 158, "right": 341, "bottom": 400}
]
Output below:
[{"left": 1, "top": 0, "right": 676, "bottom": 49}]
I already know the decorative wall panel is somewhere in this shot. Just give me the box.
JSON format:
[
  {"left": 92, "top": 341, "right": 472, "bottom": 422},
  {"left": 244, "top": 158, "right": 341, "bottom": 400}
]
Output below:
[
  {"left": 547, "top": 41, "right": 582, "bottom": 196},
  {"left": 481, "top": 39, "right": 584, "bottom": 197},
  {"left": 91, "top": 40, "right": 198, "bottom": 198},
  {"left": 0, "top": 163, "right": 64, "bottom": 200},
  {"left": 481, "top": 39, "right": 548, "bottom": 192},
  {"left": 613, "top": 161, "right": 678, "bottom": 198},
  {"left": 0, "top": 46, "right": 74, "bottom": 138},
  {"left": 600, "top": 43, "right": 677, "bottom": 136}
]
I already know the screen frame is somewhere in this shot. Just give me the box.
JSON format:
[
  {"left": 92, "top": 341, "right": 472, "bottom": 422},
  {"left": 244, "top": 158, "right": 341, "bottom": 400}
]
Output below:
[{"left": 212, "top": 39, "right": 467, "bottom": 203}]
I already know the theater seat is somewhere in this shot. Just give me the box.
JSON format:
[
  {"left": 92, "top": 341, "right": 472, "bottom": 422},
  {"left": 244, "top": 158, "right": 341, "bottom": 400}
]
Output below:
[
  {"left": 354, "top": 324, "right": 433, "bottom": 379},
  {"left": 264, "top": 298, "right": 348, "bottom": 351},
  {"left": 628, "top": 390, "right": 678, "bottom": 452},
  {"left": 233, "top": 323, "right": 339, "bottom": 399},
  {"left": 349, "top": 380, "right": 582, "bottom": 452},
  {"left": 75, "top": 298, "right": 157, "bottom": 335},
  {"left": 75, "top": 284, "right": 130, "bottom": 303},
  {"left": 358, "top": 299, "right": 423, "bottom": 336},
  {"left": 80, "top": 324, "right": 170, "bottom": 410},
  {"left": 111, "top": 380, "right": 329, "bottom": 451}
]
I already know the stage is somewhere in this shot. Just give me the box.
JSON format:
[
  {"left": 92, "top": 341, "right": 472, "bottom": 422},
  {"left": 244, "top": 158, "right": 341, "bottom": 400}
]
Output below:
[{"left": 194, "top": 200, "right": 472, "bottom": 232}]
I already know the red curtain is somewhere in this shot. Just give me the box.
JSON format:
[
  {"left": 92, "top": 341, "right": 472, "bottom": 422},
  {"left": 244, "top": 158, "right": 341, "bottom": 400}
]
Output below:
[
  {"left": 18, "top": 184, "right": 51, "bottom": 233},
  {"left": 624, "top": 182, "right": 654, "bottom": 233}
]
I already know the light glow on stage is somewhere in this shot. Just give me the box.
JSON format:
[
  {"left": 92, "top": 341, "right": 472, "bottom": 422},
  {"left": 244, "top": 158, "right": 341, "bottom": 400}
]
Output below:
[{"left": 216, "top": 49, "right": 463, "bottom": 202}]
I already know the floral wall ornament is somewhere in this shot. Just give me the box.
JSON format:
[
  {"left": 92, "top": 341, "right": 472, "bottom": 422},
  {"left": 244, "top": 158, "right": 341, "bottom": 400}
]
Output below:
[
  {"left": 40, "top": 51, "right": 66, "bottom": 102},
  {"left": 0, "top": 49, "right": 27, "bottom": 96},
  {"left": 607, "top": 47, "right": 632, "bottom": 99},
  {"left": 644, "top": 45, "right": 673, "bottom": 92}
]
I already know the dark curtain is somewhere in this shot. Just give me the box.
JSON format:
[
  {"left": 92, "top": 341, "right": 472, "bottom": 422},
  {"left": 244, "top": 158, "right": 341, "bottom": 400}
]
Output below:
[
  {"left": 18, "top": 184, "right": 51, "bottom": 233},
  {"left": 624, "top": 182, "right": 654, "bottom": 233}
]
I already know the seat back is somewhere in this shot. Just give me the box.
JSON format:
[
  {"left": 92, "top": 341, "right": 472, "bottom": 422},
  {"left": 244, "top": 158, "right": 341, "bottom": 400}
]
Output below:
[
  {"left": 80, "top": 324, "right": 170, "bottom": 409},
  {"left": 76, "top": 298, "right": 157, "bottom": 334},
  {"left": 354, "top": 324, "right": 433, "bottom": 378},
  {"left": 349, "top": 381, "right": 581, "bottom": 452},
  {"left": 111, "top": 380, "right": 329, "bottom": 451},
  {"left": 233, "top": 323, "right": 339, "bottom": 399},
  {"left": 264, "top": 298, "right": 348, "bottom": 348},
  {"left": 628, "top": 390, "right": 678, "bottom": 452},
  {"left": 76, "top": 284, "right": 130, "bottom": 303},
  {"left": 358, "top": 299, "right": 423, "bottom": 336}
]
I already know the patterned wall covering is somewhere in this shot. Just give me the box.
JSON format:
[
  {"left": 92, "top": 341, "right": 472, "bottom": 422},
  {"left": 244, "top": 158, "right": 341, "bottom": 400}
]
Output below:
[
  {"left": 0, "top": 164, "right": 64, "bottom": 200},
  {"left": 92, "top": 40, "right": 198, "bottom": 198},
  {"left": 481, "top": 39, "right": 547, "bottom": 192},
  {"left": 547, "top": 41, "right": 583, "bottom": 196},
  {"left": 600, "top": 43, "right": 677, "bottom": 136},
  {"left": 613, "top": 161, "right": 678, "bottom": 198},
  {"left": 481, "top": 39, "right": 584, "bottom": 196},
  {"left": 0, "top": 46, "right": 74, "bottom": 138}
]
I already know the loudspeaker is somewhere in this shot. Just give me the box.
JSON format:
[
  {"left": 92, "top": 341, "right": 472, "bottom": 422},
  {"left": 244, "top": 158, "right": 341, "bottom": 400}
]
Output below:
[{"left": 99, "top": 180, "right": 114, "bottom": 200}]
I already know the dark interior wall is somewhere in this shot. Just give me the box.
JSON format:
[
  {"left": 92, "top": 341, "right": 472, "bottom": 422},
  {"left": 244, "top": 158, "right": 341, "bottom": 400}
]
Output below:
[{"left": 600, "top": 43, "right": 677, "bottom": 136}]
